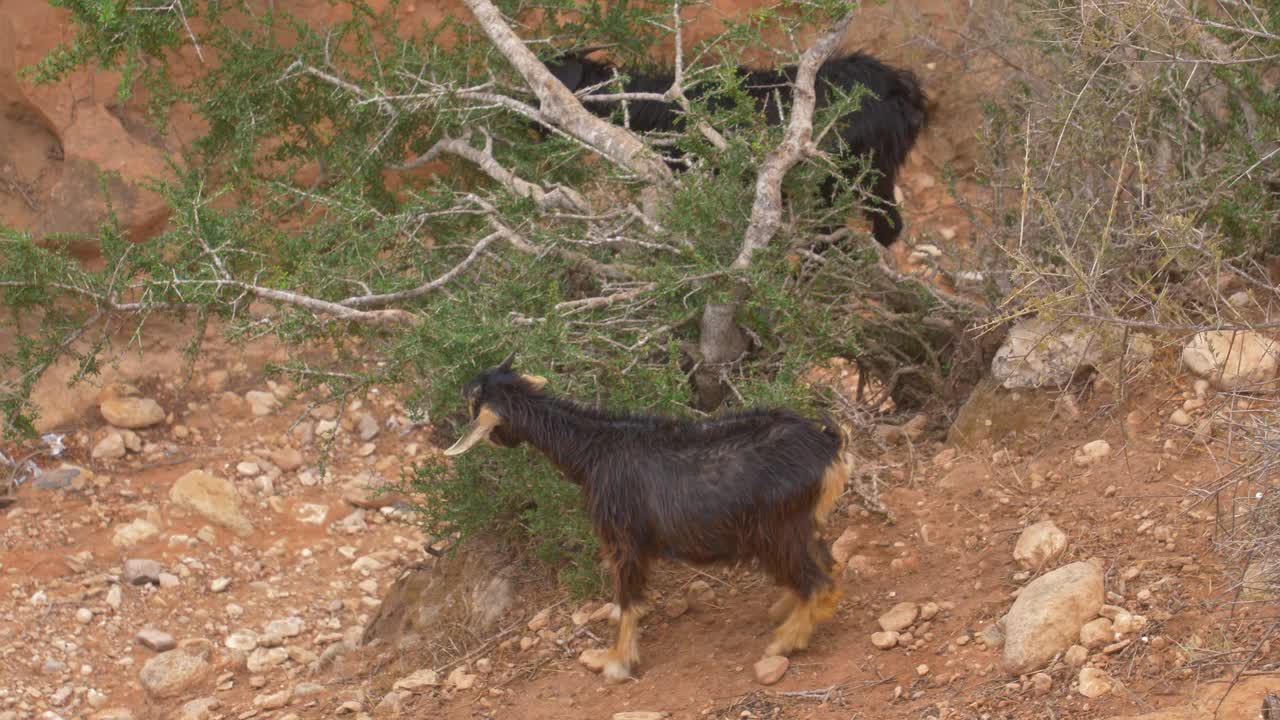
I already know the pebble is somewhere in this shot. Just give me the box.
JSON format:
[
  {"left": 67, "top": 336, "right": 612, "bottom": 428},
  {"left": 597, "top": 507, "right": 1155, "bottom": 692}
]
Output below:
[
  {"left": 136, "top": 628, "right": 177, "bottom": 652},
  {"left": 831, "top": 527, "right": 859, "bottom": 565},
  {"left": 871, "top": 631, "right": 900, "bottom": 649},
  {"left": 1170, "top": 409, "right": 1192, "bottom": 427},
  {"left": 1077, "top": 667, "right": 1112, "bottom": 698},
  {"left": 123, "top": 559, "right": 163, "bottom": 586},
  {"left": 255, "top": 689, "right": 292, "bottom": 710},
  {"left": 356, "top": 413, "right": 380, "bottom": 441},
  {"left": 915, "top": 664, "right": 929, "bottom": 677},
  {"left": 245, "top": 391, "right": 279, "bottom": 416},
  {"left": 210, "top": 577, "right": 231, "bottom": 593},
  {"left": 225, "top": 631, "right": 259, "bottom": 652},
  {"left": 106, "top": 585, "right": 122, "bottom": 610},
  {"left": 75, "top": 608, "right": 94, "bottom": 624},
  {"left": 393, "top": 669, "right": 440, "bottom": 691},
  {"left": 753, "top": 655, "right": 789, "bottom": 685},
  {"left": 919, "top": 601, "right": 940, "bottom": 621},
  {"left": 664, "top": 597, "right": 689, "bottom": 618},
  {"left": 158, "top": 572, "right": 180, "bottom": 589},
  {"left": 1031, "top": 672, "right": 1053, "bottom": 695},
  {"left": 527, "top": 608, "right": 551, "bottom": 631},
  {"left": 878, "top": 601, "right": 919, "bottom": 632},
  {"left": 1072, "top": 440, "right": 1111, "bottom": 467}
]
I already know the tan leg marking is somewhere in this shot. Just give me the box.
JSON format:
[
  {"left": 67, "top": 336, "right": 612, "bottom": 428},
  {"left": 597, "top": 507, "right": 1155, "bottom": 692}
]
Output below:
[
  {"left": 768, "top": 589, "right": 799, "bottom": 623},
  {"left": 766, "top": 595, "right": 817, "bottom": 657},
  {"left": 603, "top": 606, "right": 640, "bottom": 682},
  {"left": 813, "top": 457, "right": 848, "bottom": 531}
]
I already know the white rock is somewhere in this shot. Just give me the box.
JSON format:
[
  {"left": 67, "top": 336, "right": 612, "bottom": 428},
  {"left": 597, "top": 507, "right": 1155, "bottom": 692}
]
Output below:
[
  {"left": 92, "top": 433, "right": 127, "bottom": 461},
  {"left": 1181, "top": 330, "right": 1279, "bottom": 391},
  {"left": 1072, "top": 440, "right": 1111, "bottom": 467},
  {"left": 112, "top": 519, "right": 160, "bottom": 549},
  {"left": 75, "top": 608, "right": 94, "bottom": 624},
  {"left": 236, "top": 462, "right": 260, "bottom": 477},
  {"left": 1170, "top": 409, "right": 1193, "bottom": 426},
  {"left": 1002, "top": 562, "right": 1104, "bottom": 675},
  {"left": 393, "top": 668, "right": 439, "bottom": 692},
  {"left": 992, "top": 318, "right": 1142, "bottom": 389},
  {"left": 294, "top": 503, "right": 329, "bottom": 526},
  {"left": 264, "top": 617, "right": 304, "bottom": 638},
  {"left": 246, "top": 647, "right": 288, "bottom": 673},
  {"left": 135, "top": 628, "right": 176, "bottom": 652},
  {"left": 1079, "top": 617, "right": 1113, "bottom": 649},
  {"left": 753, "top": 655, "right": 789, "bottom": 685},
  {"left": 871, "top": 631, "right": 899, "bottom": 649},
  {"left": 225, "top": 631, "right": 259, "bottom": 652},
  {"left": 245, "top": 391, "right": 279, "bottom": 416},
  {"left": 123, "top": 559, "right": 163, "bottom": 586},
  {"left": 1077, "top": 667, "right": 1112, "bottom": 698},
  {"left": 210, "top": 577, "right": 231, "bottom": 593},
  {"left": 1013, "top": 520, "right": 1068, "bottom": 570},
  {"left": 878, "top": 602, "right": 919, "bottom": 632}
]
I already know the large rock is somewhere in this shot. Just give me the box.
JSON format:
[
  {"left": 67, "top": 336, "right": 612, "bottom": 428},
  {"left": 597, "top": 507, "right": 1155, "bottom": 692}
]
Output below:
[
  {"left": 1002, "top": 561, "right": 1104, "bottom": 675},
  {"left": 1013, "top": 520, "right": 1068, "bottom": 570},
  {"left": 362, "top": 533, "right": 518, "bottom": 649},
  {"left": 139, "top": 640, "right": 213, "bottom": 698},
  {"left": 992, "top": 317, "right": 1145, "bottom": 389},
  {"left": 1181, "top": 331, "right": 1279, "bottom": 391},
  {"left": 169, "top": 470, "right": 254, "bottom": 537}
]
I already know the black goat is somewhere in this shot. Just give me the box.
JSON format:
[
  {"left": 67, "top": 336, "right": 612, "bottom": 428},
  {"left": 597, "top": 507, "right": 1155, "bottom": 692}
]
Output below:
[
  {"left": 543, "top": 49, "right": 929, "bottom": 249},
  {"left": 443, "top": 352, "right": 849, "bottom": 681}
]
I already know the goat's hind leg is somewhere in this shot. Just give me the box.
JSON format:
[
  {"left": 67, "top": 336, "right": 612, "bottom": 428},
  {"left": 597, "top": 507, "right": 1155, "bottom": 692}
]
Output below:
[{"left": 765, "top": 537, "right": 837, "bottom": 658}]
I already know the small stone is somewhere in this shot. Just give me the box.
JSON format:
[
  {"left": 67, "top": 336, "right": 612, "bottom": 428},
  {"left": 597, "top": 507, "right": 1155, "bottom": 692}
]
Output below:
[
  {"left": 356, "top": 413, "right": 380, "bottom": 441},
  {"left": 919, "top": 601, "right": 940, "bottom": 621},
  {"left": 753, "top": 655, "right": 789, "bottom": 685},
  {"left": 269, "top": 448, "right": 303, "bottom": 472},
  {"left": 1073, "top": 440, "right": 1111, "bottom": 467},
  {"left": 1077, "top": 667, "right": 1112, "bottom": 698},
  {"left": 210, "top": 577, "right": 231, "bottom": 593},
  {"left": 264, "top": 617, "right": 304, "bottom": 638},
  {"left": 139, "top": 642, "right": 213, "bottom": 698},
  {"left": 915, "top": 663, "right": 929, "bottom": 677},
  {"left": 100, "top": 393, "right": 166, "bottom": 429},
  {"left": 1013, "top": 520, "right": 1068, "bottom": 570},
  {"left": 612, "top": 713, "right": 669, "bottom": 720},
  {"left": 871, "top": 631, "right": 900, "bottom": 649},
  {"left": 246, "top": 647, "right": 288, "bottom": 673},
  {"left": 589, "top": 603, "right": 617, "bottom": 623},
  {"left": 1031, "top": 672, "right": 1053, "bottom": 695},
  {"left": 394, "top": 668, "right": 440, "bottom": 692},
  {"left": 527, "top": 608, "right": 551, "bottom": 631},
  {"left": 519, "top": 636, "right": 536, "bottom": 651},
  {"left": 294, "top": 503, "right": 329, "bottom": 526},
  {"left": 136, "top": 628, "right": 177, "bottom": 652},
  {"left": 664, "top": 597, "right": 689, "bottom": 618},
  {"left": 1079, "top": 618, "right": 1113, "bottom": 649},
  {"left": 177, "top": 697, "right": 219, "bottom": 720},
  {"left": 255, "top": 689, "right": 292, "bottom": 710},
  {"left": 447, "top": 667, "right": 477, "bottom": 690},
  {"left": 112, "top": 519, "right": 160, "bottom": 549},
  {"left": 686, "top": 580, "right": 716, "bottom": 610},
  {"left": 123, "top": 559, "right": 163, "bottom": 586},
  {"left": 831, "top": 527, "right": 859, "bottom": 566},
  {"left": 878, "top": 601, "right": 919, "bottom": 632},
  {"left": 92, "top": 433, "right": 127, "bottom": 461},
  {"left": 106, "top": 585, "right": 122, "bottom": 609},
  {"left": 225, "top": 631, "right": 258, "bottom": 652},
  {"left": 245, "top": 391, "right": 279, "bottom": 416},
  {"left": 169, "top": 470, "right": 254, "bottom": 538},
  {"left": 1170, "top": 409, "right": 1193, "bottom": 427},
  {"left": 75, "top": 608, "right": 94, "bottom": 624}
]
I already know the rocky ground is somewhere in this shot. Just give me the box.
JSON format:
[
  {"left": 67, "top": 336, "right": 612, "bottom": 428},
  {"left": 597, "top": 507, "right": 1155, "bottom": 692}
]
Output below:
[{"left": 0, "top": 322, "right": 1276, "bottom": 720}]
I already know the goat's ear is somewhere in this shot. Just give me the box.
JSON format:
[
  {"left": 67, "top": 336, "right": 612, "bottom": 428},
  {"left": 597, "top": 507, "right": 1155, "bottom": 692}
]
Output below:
[
  {"left": 443, "top": 406, "right": 502, "bottom": 456},
  {"left": 520, "top": 374, "right": 547, "bottom": 390},
  {"left": 497, "top": 351, "right": 516, "bottom": 373}
]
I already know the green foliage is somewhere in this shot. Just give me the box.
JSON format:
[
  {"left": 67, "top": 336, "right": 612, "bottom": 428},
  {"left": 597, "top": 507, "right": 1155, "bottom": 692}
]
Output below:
[{"left": 7, "top": 0, "right": 966, "bottom": 594}]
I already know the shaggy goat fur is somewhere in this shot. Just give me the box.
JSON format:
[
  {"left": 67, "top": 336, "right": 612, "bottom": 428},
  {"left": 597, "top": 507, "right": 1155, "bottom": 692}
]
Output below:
[
  {"left": 443, "top": 353, "right": 849, "bottom": 681},
  {"left": 544, "top": 49, "right": 929, "bottom": 248}
]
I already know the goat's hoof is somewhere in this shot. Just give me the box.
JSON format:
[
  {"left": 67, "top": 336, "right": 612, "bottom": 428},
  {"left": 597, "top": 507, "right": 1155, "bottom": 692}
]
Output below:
[
  {"left": 603, "top": 661, "right": 633, "bottom": 683},
  {"left": 764, "top": 641, "right": 791, "bottom": 658}
]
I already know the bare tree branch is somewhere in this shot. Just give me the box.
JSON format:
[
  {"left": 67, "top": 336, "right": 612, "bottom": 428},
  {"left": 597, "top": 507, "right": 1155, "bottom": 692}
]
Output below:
[
  {"left": 460, "top": 0, "right": 675, "bottom": 185},
  {"left": 731, "top": 10, "right": 856, "bottom": 270},
  {"left": 388, "top": 131, "right": 592, "bottom": 214},
  {"left": 342, "top": 231, "right": 502, "bottom": 308}
]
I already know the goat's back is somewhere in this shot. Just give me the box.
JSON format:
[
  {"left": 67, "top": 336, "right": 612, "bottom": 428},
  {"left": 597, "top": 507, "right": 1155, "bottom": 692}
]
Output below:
[{"left": 584, "top": 410, "right": 843, "bottom": 564}]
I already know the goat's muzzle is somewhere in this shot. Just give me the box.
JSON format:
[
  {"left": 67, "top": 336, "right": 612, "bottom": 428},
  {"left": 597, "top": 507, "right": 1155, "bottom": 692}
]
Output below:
[{"left": 443, "top": 406, "right": 502, "bottom": 456}]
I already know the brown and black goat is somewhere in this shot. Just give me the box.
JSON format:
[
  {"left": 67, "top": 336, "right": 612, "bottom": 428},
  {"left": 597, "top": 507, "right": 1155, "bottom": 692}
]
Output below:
[{"left": 443, "top": 352, "right": 849, "bottom": 681}]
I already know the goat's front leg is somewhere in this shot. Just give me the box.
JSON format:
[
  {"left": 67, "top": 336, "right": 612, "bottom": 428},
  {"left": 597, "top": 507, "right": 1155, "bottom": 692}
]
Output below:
[{"left": 582, "top": 551, "right": 647, "bottom": 682}]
